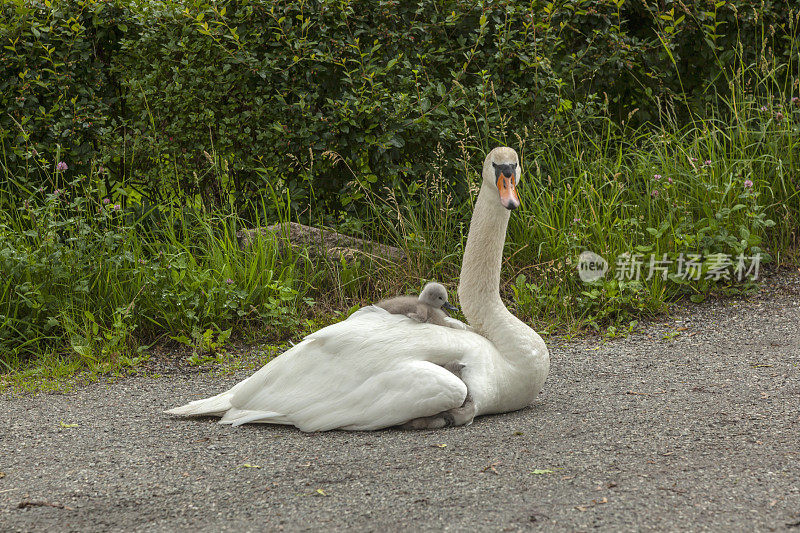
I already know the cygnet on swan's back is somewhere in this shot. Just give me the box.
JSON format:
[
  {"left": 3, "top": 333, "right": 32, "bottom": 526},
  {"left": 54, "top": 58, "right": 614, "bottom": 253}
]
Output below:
[{"left": 376, "top": 282, "right": 458, "bottom": 327}]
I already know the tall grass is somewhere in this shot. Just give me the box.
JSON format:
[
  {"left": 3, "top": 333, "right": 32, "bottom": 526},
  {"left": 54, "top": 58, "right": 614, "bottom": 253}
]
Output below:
[
  {"left": 349, "top": 69, "right": 799, "bottom": 333},
  {"left": 0, "top": 168, "right": 319, "bottom": 376}
]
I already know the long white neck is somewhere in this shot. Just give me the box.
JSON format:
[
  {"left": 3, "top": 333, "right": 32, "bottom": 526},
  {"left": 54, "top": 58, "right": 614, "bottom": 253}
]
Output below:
[
  {"left": 457, "top": 181, "right": 539, "bottom": 359},
  {"left": 455, "top": 149, "right": 550, "bottom": 413},
  {"left": 458, "top": 181, "right": 509, "bottom": 326}
]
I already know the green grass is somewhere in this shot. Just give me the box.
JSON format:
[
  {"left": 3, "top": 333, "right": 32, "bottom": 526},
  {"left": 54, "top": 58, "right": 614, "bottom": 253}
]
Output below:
[
  {"left": 2, "top": 66, "right": 799, "bottom": 391},
  {"left": 0, "top": 175, "right": 318, "bottom": 373},
  {"left": 347, "top": 91, "right": 798, "bottom": 334}
]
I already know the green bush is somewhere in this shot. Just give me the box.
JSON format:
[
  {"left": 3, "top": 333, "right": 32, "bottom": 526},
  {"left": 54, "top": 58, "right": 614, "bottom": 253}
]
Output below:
[
  {"left": 0, "top": 0, "right": 125, "bottom": 183},
  {"left": 111, "top": 0, "right": 566, "bottom": 208},
  {"left": 3, "top": 0, "right": 796, "bottom": 215},
  {"left": 0, "top": 164, "right": 312, "bottom": 365},
  {"left": 548, "top": 0, "right": 798, "bottom": 122}
]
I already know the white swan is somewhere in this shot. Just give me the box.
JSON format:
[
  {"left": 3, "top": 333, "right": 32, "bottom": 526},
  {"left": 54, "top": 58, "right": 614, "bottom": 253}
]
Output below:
[{"left": 165, "top": 146, "right": 550, "bottom": 431}]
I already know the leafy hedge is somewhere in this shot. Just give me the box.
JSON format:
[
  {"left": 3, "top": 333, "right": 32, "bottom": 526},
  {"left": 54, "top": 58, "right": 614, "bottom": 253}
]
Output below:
[
  {"left": 1, "top": 0, "right": 797, "bottom": 213},
  {"left": 1, "top": 1, "right": 124, "bottom": 183}
]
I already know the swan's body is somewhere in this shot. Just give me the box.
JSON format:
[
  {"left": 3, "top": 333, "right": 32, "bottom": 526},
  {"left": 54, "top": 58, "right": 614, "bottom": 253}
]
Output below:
[{"left": 165, "top": 147, "right": 549, "bottom": 430}]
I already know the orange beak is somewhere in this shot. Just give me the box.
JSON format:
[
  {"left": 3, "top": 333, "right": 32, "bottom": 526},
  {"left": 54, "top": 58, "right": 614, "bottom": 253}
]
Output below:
[{"left": 496, "top": 173, "right": 520, "bottom": 210}]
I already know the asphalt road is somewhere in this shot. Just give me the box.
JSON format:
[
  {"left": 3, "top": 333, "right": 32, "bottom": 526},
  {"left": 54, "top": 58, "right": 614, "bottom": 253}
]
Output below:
[{"left": 2, "top": 272, "right": 799, "bottom": 532}]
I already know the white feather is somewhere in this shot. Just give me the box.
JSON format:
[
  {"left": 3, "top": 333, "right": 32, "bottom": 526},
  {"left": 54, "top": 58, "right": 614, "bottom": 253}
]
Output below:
[{"left": 167, "top": 307, "right": 480, "bottom": 431}]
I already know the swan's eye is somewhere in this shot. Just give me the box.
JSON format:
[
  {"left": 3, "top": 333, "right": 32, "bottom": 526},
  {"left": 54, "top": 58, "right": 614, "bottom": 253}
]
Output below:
[{"left": 493, "top": 162, "right": 517, "bottom": 180}]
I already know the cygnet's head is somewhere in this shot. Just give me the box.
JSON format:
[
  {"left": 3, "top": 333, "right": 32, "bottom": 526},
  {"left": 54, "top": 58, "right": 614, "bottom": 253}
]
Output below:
[
  {"left": 418, "top": 282, "right": 458, "bottom": 315},
  {"left": 482, "top": 146, "right": 521, "bottom": 211}
]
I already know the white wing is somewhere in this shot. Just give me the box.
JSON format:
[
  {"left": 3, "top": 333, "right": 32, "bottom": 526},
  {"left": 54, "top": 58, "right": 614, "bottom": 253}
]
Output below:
[
  {"left": 440, "top": 316, "right": 474, "bottom": 331},
  {"left": 165, "top": 306, "right": 492, "bottom": 431}
]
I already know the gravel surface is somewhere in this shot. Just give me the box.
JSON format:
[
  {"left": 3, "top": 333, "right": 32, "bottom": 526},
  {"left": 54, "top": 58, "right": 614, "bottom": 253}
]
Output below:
[{"left": 1, "top": 271, "right": 799, "bottom": 532}]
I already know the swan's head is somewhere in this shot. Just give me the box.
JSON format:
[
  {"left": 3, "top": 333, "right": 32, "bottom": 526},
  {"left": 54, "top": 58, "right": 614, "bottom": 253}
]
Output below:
[
  {"left": 483, "top": 146, "right": 521, "bottom": 210},
  {"left": 419, "top": 282, "right": 458, "bottom": 315}
]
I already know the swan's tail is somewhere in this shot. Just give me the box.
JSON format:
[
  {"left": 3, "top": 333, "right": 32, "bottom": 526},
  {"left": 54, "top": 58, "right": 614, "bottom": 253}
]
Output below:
[
  {"left": 219, "top": 408, "right": 287, "bottom": 427},
  {"left": 164, "top": 391, "right": 234, "bottom": 417}
]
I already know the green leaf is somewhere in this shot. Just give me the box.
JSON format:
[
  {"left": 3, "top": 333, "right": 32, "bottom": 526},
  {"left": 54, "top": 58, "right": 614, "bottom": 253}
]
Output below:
[
  {"left": 170, "top": 335, "right": 192, "bottom": 346},
  {"left": 532, "top": 469, "right": 554, "bottom": 475},
  {"left": 72, "top": 345, "right": 93, "bottom": 358}
]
